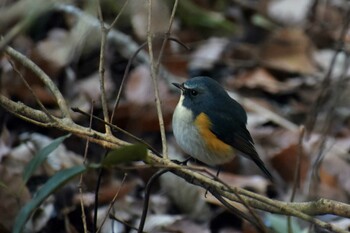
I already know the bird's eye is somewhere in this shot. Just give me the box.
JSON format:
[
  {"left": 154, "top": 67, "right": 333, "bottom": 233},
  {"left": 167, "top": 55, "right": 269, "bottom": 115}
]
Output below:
[{"left": 190, "top": 90, "right": 198, "bottom": 96}]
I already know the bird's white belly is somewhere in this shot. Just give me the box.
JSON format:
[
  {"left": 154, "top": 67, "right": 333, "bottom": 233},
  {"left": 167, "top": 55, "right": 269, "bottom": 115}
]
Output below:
[{"left": 172, "top": 97, "right": 233, "bottom": 165}]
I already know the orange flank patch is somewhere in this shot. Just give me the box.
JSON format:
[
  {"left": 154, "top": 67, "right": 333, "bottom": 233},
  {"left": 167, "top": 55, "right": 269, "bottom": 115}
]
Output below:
[{"left": 195, "top": 113, "right": 233, "bottom": 155}]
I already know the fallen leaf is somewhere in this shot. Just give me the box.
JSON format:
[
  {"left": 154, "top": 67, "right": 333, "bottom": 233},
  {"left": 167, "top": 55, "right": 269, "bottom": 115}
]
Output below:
[
  {"left": 270, "top": 143, "right": 309, "bottom": 183},
  {"left": 233, "top": 68, "right": 302, "bottom": 94},
  {"left": 259, "top": 28, "right": 317, "bottom": 74}
]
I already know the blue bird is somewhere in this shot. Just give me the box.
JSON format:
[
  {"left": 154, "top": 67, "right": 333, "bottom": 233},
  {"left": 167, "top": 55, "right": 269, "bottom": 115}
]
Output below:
[{"left": 172, "top": 76, "right": 273, "bottom": 180}]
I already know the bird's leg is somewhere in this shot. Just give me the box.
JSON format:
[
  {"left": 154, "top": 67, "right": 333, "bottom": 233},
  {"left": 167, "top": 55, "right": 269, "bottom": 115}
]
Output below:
[
  {"left": 216, "top": 166, "right": 221, "bottom": 178},
  {"left": 205, "top": 166, "right": 221, "bottom": 197},
  {"left": 171, "top": 156, "right": 192, "bottom": 165}
]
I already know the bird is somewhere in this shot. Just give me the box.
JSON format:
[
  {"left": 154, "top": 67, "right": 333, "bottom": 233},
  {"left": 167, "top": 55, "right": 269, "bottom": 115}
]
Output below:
[{"left": 172, "top": 76, "right": 273, "bottom": 181}]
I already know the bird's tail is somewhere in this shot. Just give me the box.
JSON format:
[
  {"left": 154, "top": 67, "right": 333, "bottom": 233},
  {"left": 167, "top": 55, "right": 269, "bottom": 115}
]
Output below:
[{"left": 252, "top": 156, "right": 273, "bottom": 182}]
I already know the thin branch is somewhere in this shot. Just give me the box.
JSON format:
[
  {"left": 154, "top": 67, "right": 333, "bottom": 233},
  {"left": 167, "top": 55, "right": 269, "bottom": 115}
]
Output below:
[
  {"left": 93, "top": 152, "right": 107, "bottom": 233},
  {"left": 4, "top": 46, "right": 72, "bottom": 119},
  {"left": 96, "top": 0, "right": 112, "bottom": 135},
  {"left": 95, "top": 0, "right": 131, "bottom": 134},
  {"left": 110, "top": 36, "right": 188, "bottom": 123},
  {"left": 138, "top": 169, "right": 171, "bottom": 233},
  {"left": 109, "top": 214, "right": 144, "bottom": 232},
  {"left": 96, "top": 173, "right": 127, "bottom": 233},
  {"left": 306, "top": 9, "right": 350, "bottom": 133},
  {"left": 210, "top": 189, "right": 266, "bottom": 233},
  {"left": 147, "top": 0, "right": 168, "bottom": 159},
  {"left": 71, "top": 107, "right": 161, "bottom": 157},
  {"left": 110, "top": 41, "right": 148, "bottom": 122},
  {"left": 155, "top": 0, "right": 179, "bottom": 71},
  {"left": 231, "top": 187, "right": 267, "bottom": 233},
  {"left": 107, "top": 0, "right": 130, "bottom": 30},
  {"left": 7, "top": 58, "right": 54, "bottom": 122},
  {"left": 288, "top": 125, "right": 305, "bottom": 233},
  {"left": 78, "top": 101, "right": 94, "bottom": 233}
]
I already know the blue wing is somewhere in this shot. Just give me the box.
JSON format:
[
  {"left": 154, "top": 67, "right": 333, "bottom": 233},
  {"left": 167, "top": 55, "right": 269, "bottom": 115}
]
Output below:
[{"left": 205, "top": 98, "right": 273, "bottom": 180}]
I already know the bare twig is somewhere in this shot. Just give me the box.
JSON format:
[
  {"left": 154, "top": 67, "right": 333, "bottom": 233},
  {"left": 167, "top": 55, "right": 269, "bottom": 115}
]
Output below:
[
  {"left": 78, "top": 101, "right": 94, "bottom": 233},
  {"left": 110, "top": 41, "right": 148, "bottom": 122},
  {"left": 306, "top": 9, "right": 350, "bottom": 194},
  {"left": 5, "top": 46, "right": 72, "bottom": 119},
  {"left": 306, "top": 9, "right": 350, "bottom": 133},
  {"left": 155, "top": 0, "right": 179, "bottom": 71},
  {"left": 147, "top": 0, "right": 168, "bottom": 159},
  {"left": 71, "top": 107, "right": 161, "bottom": 157},
  {"left": 210, "top": 189, "right": 266, "bottom": 233},
  {"left": 95, "top": 0, "right": 131, "bottom": 134},
  {"left": 96, "top": 1, "right": 112, "bottom": 135},
  {"left": 93, "top": 151, "right": 107, "bottom": 233},
  {"left": 107, "top": 0, "right": 130, "bottom": 30},
  {"left": 110, "top": 36, "right": 188, "bottom": 123},
  {"left": 109, "top": 213, "right": 144, "bottom": 232},
  {"left": 7, "top": 58, "right": 54, "bottom": 122},
  {"left": 96, "top": 173, "right": 127, "bottom": 233},
  {"left": 138, "top": 169, "right": 171, "bottom": 233},
  {"left": 232, "top": 187, "right": 267, "bottom": 233},
  {"left": 288, "top": 125, "right": 305, "bottom": 233}
]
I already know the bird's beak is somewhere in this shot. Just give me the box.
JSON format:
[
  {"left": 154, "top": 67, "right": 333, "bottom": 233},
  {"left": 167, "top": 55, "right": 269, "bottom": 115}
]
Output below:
[{"left": 172, "top": 82, "right": 185, "bottom": 91}]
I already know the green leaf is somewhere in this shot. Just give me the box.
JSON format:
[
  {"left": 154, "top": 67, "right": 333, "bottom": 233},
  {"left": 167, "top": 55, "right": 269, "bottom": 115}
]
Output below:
[
  {"left": 102, "top": 144, "right": 147, "bottom": 166},
  {"left": 13, "top": 165, "right": 86, "bottom": 233},
  {"left": 267, "top": 214, "right": 303, "bottom": 233},
  {"left": 23, "top": 134, "right": 71, "bottom": 184}
]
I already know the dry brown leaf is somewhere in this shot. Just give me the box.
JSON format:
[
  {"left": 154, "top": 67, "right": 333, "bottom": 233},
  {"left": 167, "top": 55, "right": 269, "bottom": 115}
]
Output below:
[
  {"left": 270, "top": 143, "right": 309, "bottom": 183},
  {"left": 259, "top": 28, "right": 317, "bottom": 74},
  {"left": 233, "top": 68, "right": 302, "bottom": 94}
]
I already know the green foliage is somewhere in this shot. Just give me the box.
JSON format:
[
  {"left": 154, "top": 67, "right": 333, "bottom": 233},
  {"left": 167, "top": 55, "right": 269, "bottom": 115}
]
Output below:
[
  {"left": 102, "top": 144, "right": 147, "bottom": 166},
  {"left": 22, "top": 134, "right": 71, "bottom": 184},
  {"left": 13, "top": 165, "right": 87, "bottom": 233}
]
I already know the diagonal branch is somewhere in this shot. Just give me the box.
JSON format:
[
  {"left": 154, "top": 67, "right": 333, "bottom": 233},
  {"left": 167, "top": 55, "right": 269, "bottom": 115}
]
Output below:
[{"left": 5, "top": 46, "right": 72, "bottom": 119}]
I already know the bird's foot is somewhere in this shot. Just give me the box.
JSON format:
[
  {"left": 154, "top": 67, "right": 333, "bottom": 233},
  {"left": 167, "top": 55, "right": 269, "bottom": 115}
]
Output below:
[{"left": 171, "top": 157, "right": 192, "bottom": 166}]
